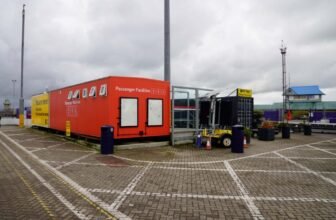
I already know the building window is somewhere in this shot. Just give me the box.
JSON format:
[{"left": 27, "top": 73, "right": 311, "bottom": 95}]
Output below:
[
  {"left": 89, "top": 86, "right": 96, "bottom": 97},
  {"left": 72, "top": 89, "right": 80, "bottom": 99},
  {"left": 99, "top": 84, "right": 107, "bottom": 96},
  {"left": 67, "top": 91, "right": 73, "bottom": 100},
  {"left": 82, "top": 88, "right": 88, "bottom": 98}
]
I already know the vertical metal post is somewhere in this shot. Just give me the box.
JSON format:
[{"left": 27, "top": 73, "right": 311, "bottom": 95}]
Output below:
[
  {"left": 280, "top": 41, "right": 287, "bottom": 123},
  {"left": 195, "top": 89, "right": 199, "bottom": 130},
  {"left": 19, "top": 4, "right": 25, "bottom": 127},
  {"left": 171, "top": 86, "right": 175, "bottom": 146},
  {"left": 12, "top": 80, "right": 17, "bottom": 98},
  {"left": 186, "top": 91, "right": 190, "bottom": 128},
  {"left": 164, "top": 0, "right": 170, "bottom": 82}
]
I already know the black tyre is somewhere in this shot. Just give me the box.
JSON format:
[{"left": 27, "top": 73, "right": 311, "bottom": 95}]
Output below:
[{"left": 220, "top": 134, "right": 232, "bottom": 148}]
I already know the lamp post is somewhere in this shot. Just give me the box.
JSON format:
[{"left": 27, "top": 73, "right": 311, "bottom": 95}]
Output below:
[
  {"left": 19, "top": 4, "right": 25, "bottom": 127},
  {"left": 12, "top": 80, "right": 17, "bottom": 97},
  {"left": 280, "top": 41, "right": 287, "bottom": 123},
  {"left": 164, "top": 0, "right": 170, "bottom": 82}
]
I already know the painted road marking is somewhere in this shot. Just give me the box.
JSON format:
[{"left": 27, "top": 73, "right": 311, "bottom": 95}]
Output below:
[
  {"left": 18, "top": 136, "right": 49, "bottom": 143},
  {"left": 32, "top": 147, "right": 94, "bottom": 153},
  {"left": 87, "top": 188, "right": 123, "bottom": 194},
  {"left": 55, "top": 152, "right": 96, "bottom": 170},
  {"left": 307, "top": 144, "right": 336, "bottom": 156},
  {"left": 274, "top": 151, "right": 336, "bottom": 187},
  {"left": 282, "top": 157, "right": 336, "bottom": 160},
  {"left": 85, "top": 188, "right": 336, "bottom": 203},
  {"left": 224, "top": 161, "right": 264, "bottom": 220},
  {"left": 0, "top": 131, "right": 128, "bottom": 220},
  {"left": 0, "top": 146, "right": 56, "bottom": 219},
  {"left": 39, "top": 159, "right": 336, "bottom": 175},
  {"left": 111, "top": 138, "right": 335, "bottom": 165},
  {"left": 152, "top": 166, "right": 228, "bottom": 172},
  {"left": 244, "top": 156, "right": 336, "bottom": 160},
  {"left": 0, "top": 139, "right": 88, "bottom": 220},
  {"left": 109, "top": 162, "right": 153, "bottom": 210},
  {"left": 6, "top": 132, "right": 29, "bottom": 136}
]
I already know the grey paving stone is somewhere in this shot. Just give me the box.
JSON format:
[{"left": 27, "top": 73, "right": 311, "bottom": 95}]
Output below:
[
  {"left": 134, "top": 168, "right": 241, "bottom": 196},
  {"left": 33, "top": 149, "right": 92, "bottom": 162},
  {"left": 279, "top": 147, "right": 336, "bottom": 158},
  {"left": 238, "top": 172, "right": 336, "bottom": 199},
  {"left": 61, "top": 164, "right": 142, "bottom": 190},
  {"left": 255, "top": 200, "right": 336, "bottom": 219},
  {"left": 119, "top": 195, "right": 253, "bottom": 220},
  {"left": 230, "top": 157, "right": 305, "bottom": 171},
  {"left": 1, "top": 126, "right": 336, "bottom": 219}
]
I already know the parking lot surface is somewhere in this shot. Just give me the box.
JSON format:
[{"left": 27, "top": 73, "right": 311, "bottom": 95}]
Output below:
[{"left": 0, "top": 126, "right": 336, "bottom": 219}]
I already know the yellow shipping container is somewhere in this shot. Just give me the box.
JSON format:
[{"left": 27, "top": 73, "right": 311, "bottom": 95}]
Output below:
[{"left": 31, "top": 93, "right": 49, "bottom": 127}]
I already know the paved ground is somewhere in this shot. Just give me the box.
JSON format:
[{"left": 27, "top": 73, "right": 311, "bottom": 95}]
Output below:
[{"left": 0, "top": 126, "right": 336, "bottom": 219}]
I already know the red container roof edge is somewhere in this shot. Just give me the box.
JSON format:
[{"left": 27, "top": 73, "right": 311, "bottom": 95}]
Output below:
[{"left": 48, "top": 76, "right": 169, "bottom": 93}]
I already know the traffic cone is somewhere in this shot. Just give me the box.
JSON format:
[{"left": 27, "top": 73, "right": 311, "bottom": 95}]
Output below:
[
  {"left": 244, "top": 136, "right": 248, "bottom": 148},
  {"left": 206, "top": 137, "right": 212, "bottom": 150}
]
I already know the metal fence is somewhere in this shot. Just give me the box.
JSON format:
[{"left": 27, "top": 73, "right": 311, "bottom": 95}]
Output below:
[{"left": 171, "top": 86, "right": 212, "bottom": 145}]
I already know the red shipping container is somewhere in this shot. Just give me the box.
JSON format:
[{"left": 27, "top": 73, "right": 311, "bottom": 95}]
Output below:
[{"left": 49, "top": 76, "right": 170, "bottom": 139}]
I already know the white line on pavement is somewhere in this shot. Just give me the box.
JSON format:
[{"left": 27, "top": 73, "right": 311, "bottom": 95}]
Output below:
[
  {"left": 284, "top": 157, "right": 336, "bottom": 160},
  {"left": 0, "top": 128, "right": 23, "bottom": 132},
  {"left": 0, "top": 131, "right": 130, "bottom": 220},
  {"left": 152, "top": 166, "right": 228, "bottom": 172},
  {"left": 111, "top": 138, "right": 336, "bottom": 165},
  {"left": 7, "top": 132, "right": 31, "bottom": 136},
  {"left": 307, "top": 144, "right": 336, "bottom": 157},
  {"left": 32, "top": 147, "right": 94, "bottom": 154},
  {"left": 56, "top": 152, "right": 96, "bottom": 170},
  {"left": 224, "top": 161, "right": 264, "bottom": 220},
  {"left": 85, "top": 187, "right": 336, "bottom": 203},
  {"left": 86, "top": 188, "right": 123, "bottom": 194},
  {"left": 18, "top": 136, "right": 49, "bottom": 143},
  {"left": 252, "top": 196, "right": 336, "bottom": 203},
  {"left": 0, "top": 139, "right": 89, "bottom": 220},
  {"left": 274, "top": 151, "right": 336, "bottom": 187},
  {"left": 251, "top": 156, "right": 336, "bottom": 160},
  {"left": 46, "top": 142, "right": 67, "bottom": 149},
  {"left": 109, "top": 162, "right": 153, "bottom": 210},
  {"left": 235, "top": 169, "right": 309, "bottom": 173},
  {"left": 227, "top": 139, "right": 336, "bottom": 162}
]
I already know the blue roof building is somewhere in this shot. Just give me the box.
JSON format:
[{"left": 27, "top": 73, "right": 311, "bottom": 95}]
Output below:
[{"left": 287, "top": 85, "right": 325, "bottom": 102}]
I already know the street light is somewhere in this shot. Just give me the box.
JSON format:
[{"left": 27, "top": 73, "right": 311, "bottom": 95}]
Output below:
[
  {"left": 12, "top": 80, "right": 17, "bottom": 97},
  {"left": 19, "top": 4, "right": 25, "bottom": 127},
  {"left": 164, "top": 0, "right": 170, "bottom": 82}
]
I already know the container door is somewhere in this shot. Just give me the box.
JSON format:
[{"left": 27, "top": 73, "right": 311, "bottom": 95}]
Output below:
[
  {"left": 120, "top": 98, "right": 138, "bottom": 127},
  {"left": 117, "top": 97, "right": 140, "bottom": 137},
  {"left": 147, "top": 99, "right": 163, "bottom": 127}
]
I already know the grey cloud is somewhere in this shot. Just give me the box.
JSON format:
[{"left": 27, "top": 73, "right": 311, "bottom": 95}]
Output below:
[{"left": 1, "top": 0, "right": 336, "bottom": 108}]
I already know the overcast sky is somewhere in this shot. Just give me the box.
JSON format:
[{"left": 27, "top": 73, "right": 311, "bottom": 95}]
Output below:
[{"left": 1, "top": 0, "right": 336, "bottom": 108}]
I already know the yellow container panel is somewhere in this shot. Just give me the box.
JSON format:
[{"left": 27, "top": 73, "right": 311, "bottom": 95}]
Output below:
[{"left": 31, "top": 93, "right": 49, "bottom": 128}]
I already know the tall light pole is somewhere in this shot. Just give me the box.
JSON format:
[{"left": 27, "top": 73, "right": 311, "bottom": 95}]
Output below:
[
  {"left": 12, "top": 80, "right": 17, "bottom": 97},
  {"left": 280, "top": 41, "right": 287, "bottom": 123},
  {"left": 19, "top": 4, "right": 25, "bottom": 127},
  {"left": 164, "top": 0, "right": 170, "bottom": 82}
]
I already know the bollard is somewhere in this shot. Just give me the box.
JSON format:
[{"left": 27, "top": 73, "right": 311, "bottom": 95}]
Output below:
[
  {"left": 231, "top": 125, "right": 244, "bottom": 153},
  {"left": 196, "top": 133, "right": 202, "bottom": 148},
  {"left": 304, "top": 125, "right": 312, "bottom": 136}
]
